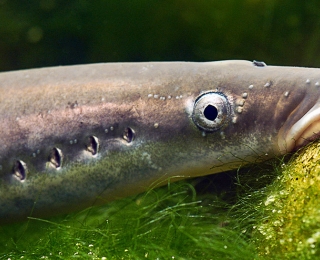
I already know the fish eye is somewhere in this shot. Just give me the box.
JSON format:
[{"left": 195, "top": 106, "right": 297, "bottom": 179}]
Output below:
[{"left": 192, "top": 92, "right": 231, "bottom": 132}]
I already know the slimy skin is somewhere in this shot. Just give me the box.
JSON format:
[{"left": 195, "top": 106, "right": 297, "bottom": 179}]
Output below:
[{"left": 0, "top": 60, "right": 319, "bottom": 223}]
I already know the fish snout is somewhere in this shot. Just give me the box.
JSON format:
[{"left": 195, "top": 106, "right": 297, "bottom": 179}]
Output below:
[{"left": 279, "top": 102, "right": 320, "bottom": 153}]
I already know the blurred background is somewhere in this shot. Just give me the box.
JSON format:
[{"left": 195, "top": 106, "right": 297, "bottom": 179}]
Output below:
[{"left": 0, "top": 0, "right": 320, "bottom": 72}]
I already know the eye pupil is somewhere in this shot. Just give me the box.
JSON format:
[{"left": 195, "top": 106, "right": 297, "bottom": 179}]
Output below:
[{"left": 204, "top": 105, "right": 218, "bottom": 121}]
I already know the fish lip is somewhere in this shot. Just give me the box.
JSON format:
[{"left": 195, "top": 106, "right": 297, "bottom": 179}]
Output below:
[{"left": 278, "top": 103, "right": 320, "bottom": 152}]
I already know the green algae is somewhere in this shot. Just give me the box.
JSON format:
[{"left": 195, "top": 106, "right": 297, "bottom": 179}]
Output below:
[
  {"left": 251, "top": 141, "right": 320, "bottom": 259},
  {"left": 2, "top": 142, "right": 320, "bottom": 259},
  {"left": 0, "top": 180, "right": 256, "bottom": 259}
]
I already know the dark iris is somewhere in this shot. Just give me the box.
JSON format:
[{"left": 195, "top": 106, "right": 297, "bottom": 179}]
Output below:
[{"left": 204, "top": 105, "right": 218, "bottom": 121}]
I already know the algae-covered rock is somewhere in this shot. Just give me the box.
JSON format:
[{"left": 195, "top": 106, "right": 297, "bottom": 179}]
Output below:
[{"left": 253, "top": 141, "right": 320, "bottom": 259}]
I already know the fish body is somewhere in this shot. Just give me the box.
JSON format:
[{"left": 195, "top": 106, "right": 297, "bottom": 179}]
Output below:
[{"left": 0, "top": 60, "right": 319, "bottom": 223}]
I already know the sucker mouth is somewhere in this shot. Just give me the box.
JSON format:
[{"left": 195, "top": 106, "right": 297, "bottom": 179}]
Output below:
[{"left": 279, "top": 103, "right": 320, "bottom": 152}]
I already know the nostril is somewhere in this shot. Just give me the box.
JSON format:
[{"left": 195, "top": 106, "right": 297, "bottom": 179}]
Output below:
[
  {"left": 13, "top": 160, "right": 27, "bottom": 181},
  {"left": 123, "top": 127, "right": 135, "bottom": 143},
  {"left": 86, "top": 136, "right": 99, "bottom": 155},
  {"left": 48, "top": 148, "right": 63, "bottom": 168}
]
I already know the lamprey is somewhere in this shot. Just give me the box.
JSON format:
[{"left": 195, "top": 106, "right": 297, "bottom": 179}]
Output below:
[{"left": 0, "top": 60, "right": 319, "bottom": 223}]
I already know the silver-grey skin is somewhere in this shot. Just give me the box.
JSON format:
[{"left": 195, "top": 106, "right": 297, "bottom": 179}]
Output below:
[{"left": 0, "top": 60, "right": 319, "bottom": 223}]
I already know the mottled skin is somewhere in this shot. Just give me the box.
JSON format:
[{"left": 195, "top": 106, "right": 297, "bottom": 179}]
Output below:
[{"left": 0, "top": 60, "right": 319, "bottom": 223}]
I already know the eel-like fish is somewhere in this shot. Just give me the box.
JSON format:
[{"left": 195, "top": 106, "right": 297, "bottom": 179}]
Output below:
[{"left": 0, "top": 60, "right": 319, "bottom": 223}]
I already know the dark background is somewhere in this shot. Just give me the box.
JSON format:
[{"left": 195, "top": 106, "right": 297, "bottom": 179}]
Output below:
[{"left": 1, "top": 0, "right": 320, "bottom": 72}]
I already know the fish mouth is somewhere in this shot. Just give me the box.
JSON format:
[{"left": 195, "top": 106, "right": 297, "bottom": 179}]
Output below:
[{"left": 279, "top": 103, "right": 320, "bottom": 152}]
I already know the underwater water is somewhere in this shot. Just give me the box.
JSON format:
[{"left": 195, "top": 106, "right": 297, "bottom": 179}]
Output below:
[{"left": 1, "top": 1, "right": 320, "bottom": 259}]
